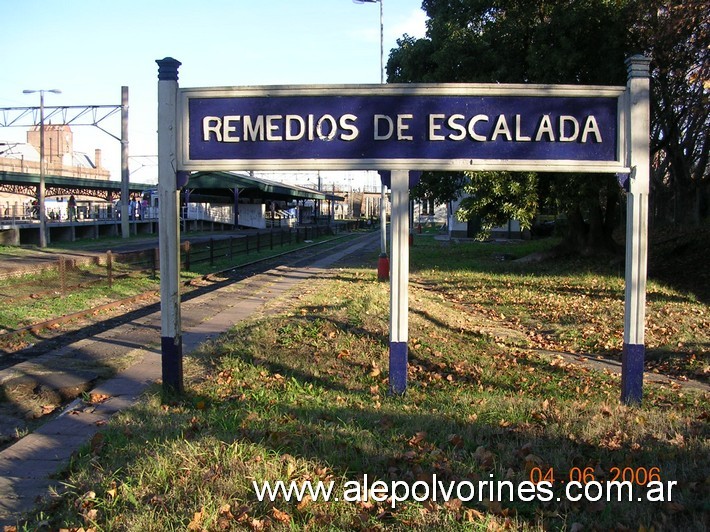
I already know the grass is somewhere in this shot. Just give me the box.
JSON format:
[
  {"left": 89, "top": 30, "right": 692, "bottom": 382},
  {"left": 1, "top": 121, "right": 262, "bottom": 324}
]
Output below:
[
  {"left": 0, "top": 265, "right": 159, "bottom": 332},
  {"left": 16, "top": 236, "right": 710, "bottom": 530}
]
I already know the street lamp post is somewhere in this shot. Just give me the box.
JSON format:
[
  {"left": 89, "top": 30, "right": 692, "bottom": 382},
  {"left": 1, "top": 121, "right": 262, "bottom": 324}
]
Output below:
[
  {"left": 23, "top": 88, "right": 62, "bottom": 248},
  {"left": 352, "top": 0, "right": 384, "bottom": 83},
  {"left": 353, "top": 0, "right": 389, "bottom": 279}
]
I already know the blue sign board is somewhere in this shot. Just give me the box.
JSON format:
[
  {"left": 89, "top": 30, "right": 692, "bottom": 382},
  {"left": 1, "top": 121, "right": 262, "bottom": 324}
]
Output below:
[{"left": 178, "top": 84, "right": 626, "bottom": 173}]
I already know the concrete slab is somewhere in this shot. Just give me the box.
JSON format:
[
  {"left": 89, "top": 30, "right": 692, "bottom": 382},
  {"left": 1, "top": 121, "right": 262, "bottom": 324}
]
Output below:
[
  {"left": 0, "top": 456, "right": 63, "bottom": 479},
  {"left": 33, "top": 411, "right": 106, "bottom": 437},
  {"left": 0, "top": 476, "right": 56, "bottom": 499},
  {"left": 1, "top": 432, "right": 87, "bottom": 462}
]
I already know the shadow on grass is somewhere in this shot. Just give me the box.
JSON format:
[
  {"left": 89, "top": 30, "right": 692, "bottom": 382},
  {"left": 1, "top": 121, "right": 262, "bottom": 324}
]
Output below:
[{"left": 104, "top": 346, "right": 709, "bottom": 531}]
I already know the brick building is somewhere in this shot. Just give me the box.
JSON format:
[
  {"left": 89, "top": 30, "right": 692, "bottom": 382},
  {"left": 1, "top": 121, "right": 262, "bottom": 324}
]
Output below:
[{"left": 0, "top": 126, "right": 110, "bottom": 217}]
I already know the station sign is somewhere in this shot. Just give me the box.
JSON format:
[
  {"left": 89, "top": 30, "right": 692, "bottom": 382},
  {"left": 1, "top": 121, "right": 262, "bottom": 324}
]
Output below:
[{"left": 178, "top": 84, "right": 627, "bottom": 173}]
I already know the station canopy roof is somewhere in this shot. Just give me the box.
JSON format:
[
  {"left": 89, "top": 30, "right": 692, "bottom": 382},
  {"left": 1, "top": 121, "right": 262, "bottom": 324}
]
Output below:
[
  {"left": 0, "top": 170, "right": 152, "bottom": 200},
  {"left": 185, "top": 171, "right": 343, "bottom": 203}
]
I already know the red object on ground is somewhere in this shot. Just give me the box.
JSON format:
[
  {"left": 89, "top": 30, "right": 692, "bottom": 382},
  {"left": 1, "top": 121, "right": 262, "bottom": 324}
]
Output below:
[{"left": 377, "top": 254, "right": 390, "bottom": 281}]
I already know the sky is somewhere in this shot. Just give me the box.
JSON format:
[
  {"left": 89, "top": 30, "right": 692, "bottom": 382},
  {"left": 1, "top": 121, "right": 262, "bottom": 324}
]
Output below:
[{"left": 0, "top": 0, "right": 428, "bottom": 189}]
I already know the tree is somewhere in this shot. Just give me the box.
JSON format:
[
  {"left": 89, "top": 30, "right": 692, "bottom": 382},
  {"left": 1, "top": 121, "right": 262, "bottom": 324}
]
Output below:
[
  {"left": 456, "top": 171, "right": 538, "bottom": 236},
  {"left": 410, "top": 171, "right": 467, "bottom": 208},
  {"left": 388, "top": 0, "right": 708, "bottom": 252},
  {"left": 632, "top": 0, "right": 709, "bottom": 224}
]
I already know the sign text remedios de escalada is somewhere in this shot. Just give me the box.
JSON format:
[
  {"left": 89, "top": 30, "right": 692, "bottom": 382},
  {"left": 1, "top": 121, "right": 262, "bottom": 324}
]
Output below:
[
  {"left": 201, "top": 112, "right": 603, "bottom": 144},
  {"left": 185, "top": 92, "right": 620, "bottom": 166},
  {"left": 252, "top": 474, "right": 678, "bottom": 509}
]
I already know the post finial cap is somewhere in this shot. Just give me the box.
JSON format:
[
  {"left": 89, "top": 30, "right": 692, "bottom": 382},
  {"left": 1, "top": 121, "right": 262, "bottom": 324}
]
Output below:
[{"left": 156, "top": 57, "right": 182, "bottom": 81}]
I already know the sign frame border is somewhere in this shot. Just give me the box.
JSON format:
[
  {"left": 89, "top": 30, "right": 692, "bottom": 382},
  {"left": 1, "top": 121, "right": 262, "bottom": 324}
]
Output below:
[{"left": 177, "top": 83, "right": 629, "bottom": 174}]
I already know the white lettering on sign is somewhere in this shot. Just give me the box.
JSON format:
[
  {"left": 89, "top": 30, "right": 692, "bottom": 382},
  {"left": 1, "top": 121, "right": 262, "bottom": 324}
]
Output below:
[
  {"left": 202, "top": 113, "right": 603, "bottom": 144},
  {"left": 397, "top": 114, "right": 414, "bottom": 141},
  {"left": 581, "top": 116, "right": 602, "bottom": 143},
  {"left": 374, "top": 115, "right": 394, "bottom": 140},
  {"left": 427, "top": 113, "right": 602, "bottom": 143},
  {"left": 203, "top": 114, "right": 360, "bottom": 142}
]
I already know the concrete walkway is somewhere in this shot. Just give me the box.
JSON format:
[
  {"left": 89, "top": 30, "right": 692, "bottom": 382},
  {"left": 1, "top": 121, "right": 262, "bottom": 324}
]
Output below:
[{"left": 0, "top": 232, "right": 379, "bottom": 525}]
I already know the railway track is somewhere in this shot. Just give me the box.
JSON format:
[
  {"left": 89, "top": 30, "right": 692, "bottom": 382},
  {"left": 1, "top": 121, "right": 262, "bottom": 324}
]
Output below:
[{"left": 0, "top": 233, "right": 364, "bottom": 366}]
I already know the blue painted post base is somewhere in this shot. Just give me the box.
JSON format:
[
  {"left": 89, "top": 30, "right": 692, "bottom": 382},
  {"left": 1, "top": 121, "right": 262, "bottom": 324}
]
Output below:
[
  {"left": 621, "top": 343, "right": 644, "bottom": 405},
  {"left": 389, "top": 342, "right": 408, "bottom": 396},
  {"left": 161, "top": 336, "right": 184, "bottom": 395}
]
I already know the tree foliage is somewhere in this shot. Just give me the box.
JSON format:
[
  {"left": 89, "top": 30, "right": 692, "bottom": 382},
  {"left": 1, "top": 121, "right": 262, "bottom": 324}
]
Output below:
[
  {"left": 634, "top": 0, "right": 709, "bottom": 223},
  {"left": 388, "top": 0, "right": 709, "bottom": 250},
  {"left": 456, "top": 172, "right": 538, "bottom": 234},
  {"left": 410, "top": 171, "right": 468, "bottom": 206}
]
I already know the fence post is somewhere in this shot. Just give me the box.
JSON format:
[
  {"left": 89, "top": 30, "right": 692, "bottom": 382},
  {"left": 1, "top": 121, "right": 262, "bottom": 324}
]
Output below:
[
  {"left": 153, "top": 248, "right": 159, "bottom": 279},
  {"left": 59, "top": 256, "right": 66, "bottom": 296},
  {"left": 210, "top": 238, "right": 214, "bottom": 265},
  {"left": 184, "top": 241, "right": 191, "bottom": 271},
  {"left": 106, "top": 250, "right": 113, "bottom": 288}
]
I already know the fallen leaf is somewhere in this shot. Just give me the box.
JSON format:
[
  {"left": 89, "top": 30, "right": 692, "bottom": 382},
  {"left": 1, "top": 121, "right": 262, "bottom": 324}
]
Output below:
[
  {"left": 89, "top": 393, "right": 110, "bottom": 404},
  {"left": 463, "top": 508, "right": 484, "bottom": 522},
  {"left": 272, "top": 507, "right": 291, "bottom": 523},
  {"left": 297, "top": 495, "right": 312, "bottom": 511},
  {"left": 249, "top": 518, "right": 267, "bottom": 531},
  {"left": 447, "top": 434, "right": 464, "bottom": 448},
  {"left": 41, "top": 404, "right": 56, "bottom": 415},
  {"left": 187, "top": 508, "right": 204, "bottom": 530},
  {"left": 409, "top": 431, "right": 427, "bottom": 446}
]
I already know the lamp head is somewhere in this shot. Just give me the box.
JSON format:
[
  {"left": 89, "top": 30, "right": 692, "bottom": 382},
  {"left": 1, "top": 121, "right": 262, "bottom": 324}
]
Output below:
[{"left": 23, "top": 89, "right": 62, "bottom": 94}]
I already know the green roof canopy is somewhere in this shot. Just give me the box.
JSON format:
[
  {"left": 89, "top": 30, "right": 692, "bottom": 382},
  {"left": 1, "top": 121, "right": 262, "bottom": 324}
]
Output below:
[{"left": 185, "top": 171, "right": 343, "bottom": 202}]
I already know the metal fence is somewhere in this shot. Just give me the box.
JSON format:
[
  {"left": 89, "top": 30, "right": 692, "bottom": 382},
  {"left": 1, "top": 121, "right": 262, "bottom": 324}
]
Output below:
[{"left": 0, "top": 221, "right": 365, "bottom": 303}]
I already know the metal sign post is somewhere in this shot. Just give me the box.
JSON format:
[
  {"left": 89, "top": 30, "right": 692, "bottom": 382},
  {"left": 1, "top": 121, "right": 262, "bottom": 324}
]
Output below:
[
  {"left": 621, "top": 55, "right": 652, "bottom": 405},
  {"left": 389, "top": 170, "right": 410, "bottom": 394},
  {"left": 156, "top": 57, "right": 184, "bottom": 394}
]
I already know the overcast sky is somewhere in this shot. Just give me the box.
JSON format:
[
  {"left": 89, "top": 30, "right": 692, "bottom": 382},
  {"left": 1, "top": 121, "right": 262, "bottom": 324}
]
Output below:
[{"left": 0, "top": 0, "right": 427, "bottom": 187}]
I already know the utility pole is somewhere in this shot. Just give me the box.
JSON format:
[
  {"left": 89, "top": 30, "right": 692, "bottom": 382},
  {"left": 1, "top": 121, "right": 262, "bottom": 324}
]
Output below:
[
  {"left": 23, "top": 88, "right": 61, "bottom": 248},
  {"left": 121, "top": 86, "right": 130, "bottom": 238}
]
